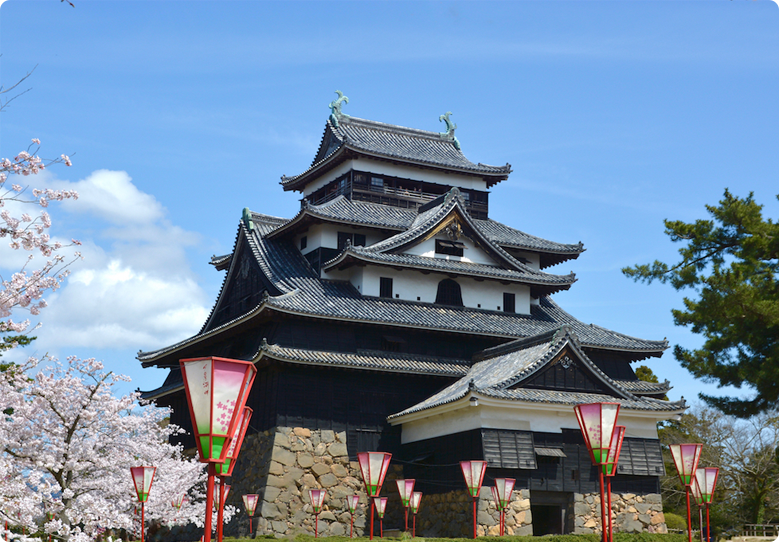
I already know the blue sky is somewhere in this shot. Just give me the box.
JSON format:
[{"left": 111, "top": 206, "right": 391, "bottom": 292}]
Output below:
[{"left": 1, "top": 0, "right": 778, "bottom": 406}]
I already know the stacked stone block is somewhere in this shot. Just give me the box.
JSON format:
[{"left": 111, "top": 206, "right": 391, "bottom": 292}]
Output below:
[{"left": 223, "top": 426, "right": 667, "bottom": 538}]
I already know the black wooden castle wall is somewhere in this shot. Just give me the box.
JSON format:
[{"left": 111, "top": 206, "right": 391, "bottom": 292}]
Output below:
[
  {"left": 159, "top": 360, "right": 455, "bottom": 459},
  {"left": 399, "top": 428, "right": 662, "bottom": 497}
]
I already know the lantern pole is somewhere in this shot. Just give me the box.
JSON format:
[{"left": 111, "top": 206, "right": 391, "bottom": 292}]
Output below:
[
  {"left": 695, "top": 467, "right": 719, "bottom": 542},
  {"left": 130, "top": 466, "right": 156, "bottom": 542},
  {"left": 396, "top": 479, "right": 415, "bottom": 532},
  {"left": 309, "top": 489, "right": 326, "bottom": 538},
  {"left": 396, "top": 479, "right": 415, "bottom": 533},
  {"left": 409, "top": 492, "right": 422, "bottom": 538},
  {"left": 357, "top": 452, "right": 392, "bottom": 541},
  {"left": 604, "top": 426, "right": 625, "bottom": 542},
  {"left": 179, "top": 357, "right": 257, "bottom": 542},
  {"left": 460, "top": 460, "right": 487, "bottom": 539},
  {"left": 669, "top": 444, "right": 703, "bottom": 542},
  {"left": 347, "top": 495, "right": 359, "bottom": 538},
  {"left": 243, "top": 494, "right": 258, "bottom": 536},
  {"left": 574, "top": 402, "right": 620, "bottom": 542},
  {"left": 375, "top": 497, "right": 388, "bottom": 538}
]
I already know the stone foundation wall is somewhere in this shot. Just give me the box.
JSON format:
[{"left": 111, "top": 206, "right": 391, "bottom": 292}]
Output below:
[
  {"left": 414, "top": 489, "right": 533, "bottom": 538},
  {"left": 573, "top": 492, "right": 667, "bottom": 534},
  {"left": 222, "top": 426, "right": 667, "bottom": 538}
]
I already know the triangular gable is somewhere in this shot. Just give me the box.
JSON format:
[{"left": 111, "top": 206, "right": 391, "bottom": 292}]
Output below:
[
  {"left": 365, "top": 188, "right": 541, "bottom": 275},
  {"left": 201, "top": 225, "right": 281, "bottom": 334},
  {"left": 311, "top": 123, "right": 343, "bottom": 166},
  {"left": 509, "top": 346, "right": 615, "bottom": 396},
  {"left": 495, "top": 327, "right": 634, "bottom": 400}
]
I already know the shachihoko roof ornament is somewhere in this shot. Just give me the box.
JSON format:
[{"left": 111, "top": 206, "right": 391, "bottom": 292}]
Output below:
[
  {"left": 439, "top": 111, "right": 461, "bottom": 150},
  {"left": 329, "top": 90, "right": 349, "bottom": 128}
]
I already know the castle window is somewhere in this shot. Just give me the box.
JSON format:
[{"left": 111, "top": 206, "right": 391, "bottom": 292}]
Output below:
[
  {"left": 435, "top": 279, "right": 463, "bottom": 307},
  {"left": 338, "top": 232, "right": 367, "bottom": 250},
  {"left": 503, "top": 293, "right": 515, "bottom": 313},
  {"left": 380, "top": 277, "right": 393, "bottom": 299},
  {"left": 300, "top": 236, "right": 307, "bottom": 250},
  {"left": 381, "top": 335, "right": 406, "bottom": 352},
  {"left": 435, "top": 239, "right": 464, "bottom": 257},
  {"left": 371, "top": 176, "right": 384, "bottom": 190}
]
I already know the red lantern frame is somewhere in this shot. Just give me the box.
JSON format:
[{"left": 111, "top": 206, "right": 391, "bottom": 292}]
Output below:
[
  {"left": 130, "top": 466, "right": 156, "bottom": 542},
  {"left": 243, "top": 494, "right": 259, "bottom": 535},
  {"left": 460, "top": 460, "right": 487, "bottom": 539},
  {"left": 179, "top": 356, "right": 256, "bottom": 542},
  {"left": 357, "top": 452, "right": 391, "bottom": 540},
  {"left": 670, "top": 443, "right": 703, "bottom": 542},
  {"left": 396, "top": 479, "right": 415, "bottom": 532}
]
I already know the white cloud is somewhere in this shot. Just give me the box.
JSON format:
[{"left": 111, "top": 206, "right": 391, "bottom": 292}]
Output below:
[
  {"left": 3, "top": 169, "right": 211, "bottom": 354},
  {"left": 52, "top": 169, "right": 165, "bottom": 225}
]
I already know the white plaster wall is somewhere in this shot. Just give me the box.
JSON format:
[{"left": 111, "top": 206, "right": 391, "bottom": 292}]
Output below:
[
  {"left": 302, "top": 161, "right": 355, "bottom": 196},
  {"left": 301, "top": 158, "right": 488, "bottom": 196},
  {"left": 404, "top": 235, "right": 498, "bottom": 266},
  {"left": 512, "top": 251, "right": 540, "bottom": 271},
  {"left": 399, "top": 399, "right": 664, "bottom": 444},
  {"left": 296, "top": 224, "right": 325, "bottom": 256},
  {"left": 347, "top": 265, "right": 530, "bottom": 314},
  {"left": 297, "top": 224, "right": 385, "bottom": 256}
]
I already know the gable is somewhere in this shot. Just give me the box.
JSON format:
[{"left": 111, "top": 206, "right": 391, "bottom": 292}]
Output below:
[
  {"left": 510, "top": 347, "right": 614, "bottom": 395},
  {"left": 203, "top": 239, "right": 278, "bottom": 332},
  {"left": 399, "top": 214, "right": 506, "bottom": 267}
]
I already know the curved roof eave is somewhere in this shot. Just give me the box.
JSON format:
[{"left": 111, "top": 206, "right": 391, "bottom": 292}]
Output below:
[{"left": 281, "top": 141, "right": 510, "bottom": 193}]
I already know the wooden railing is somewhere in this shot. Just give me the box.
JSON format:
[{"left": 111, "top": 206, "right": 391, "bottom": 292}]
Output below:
[{"left": 741, "top": 524, "right": 779, "bottom": 537}]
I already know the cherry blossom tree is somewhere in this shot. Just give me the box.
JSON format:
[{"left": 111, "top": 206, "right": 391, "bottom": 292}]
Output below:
[
  {"left": 0, "top": 356, "right": 221, "bottom": 542},
  {"left": 1, "top": 139, "right": 79, "bottom": 336}
]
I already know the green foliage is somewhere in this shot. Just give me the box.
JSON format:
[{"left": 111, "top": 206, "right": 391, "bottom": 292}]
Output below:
[
  {"left": 0, "top": 333, "right": 36, "bottom": 359},
  {"left": 635, "top": 365, "right": 659, "bottom": 384},
  {"left": 662, "top": 512, "right": 687, "bottom": 531},
  {"left": 623, "top": 189, "right": 779, "bottom": 417}
]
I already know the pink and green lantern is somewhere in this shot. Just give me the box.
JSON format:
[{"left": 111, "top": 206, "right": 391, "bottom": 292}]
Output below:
[
  {"left": 130, "top": 466, "right": 156, "bottom": 542},
  {"left": 375, "top": 497, "right": 388, "bottom": 538},
  {"left": 309, "top": 489, "right": 326, "bottom": 539},
  {"left": 243, "top": 494, "right": 259, "bottom": 535},
  {"left": 460, "top": 460, "right": 487, "bottom": 539},
  {"left": 574, "top": 402, "right": 621, "bottom": 542},
  {"left": 574, "top": 402, "right": 620, "bottom": 465},
  {"left": 179, "top": 357, "right": 257, "bottom": 463},
  {"left": 409, "top": 492, "right": 422, "bottom": 538},
  {"left": 695, "top": 467, "right": 719, "bottom": 542},
  {"left": 396, "top": 479, "right": 415, "bottom": 532},
  {"left": 171, "top": 494, "right": 187, "bottom": 511},
  {"left": 346, "top": 495, "right": 359, "bottom": 538},
  {"left": 603, "top": 425, "right": 626, "bottom": 542},
  {"left": 491, "top": 478, "right": 515, "bottom": 536},
  {"left": 357, "top": 452, "right": 392, "bottom": 541},
  {"left": 180, "top": 356, "right": 257, "bottom": 542},
  {"left": 670, "top": 444, "right": 703, "bottom": 542},
  {"left": 216, "top": 407, "right": 253, "bottom": 477}
]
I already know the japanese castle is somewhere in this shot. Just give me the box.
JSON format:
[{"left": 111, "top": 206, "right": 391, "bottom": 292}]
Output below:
[{"left": 140, "top": 94, "right": 684, "bottom": 537}]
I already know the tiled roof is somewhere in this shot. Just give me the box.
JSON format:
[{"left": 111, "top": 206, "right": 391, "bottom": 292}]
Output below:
[
  {"left": 356, "top": 188, "right": 564, "bottom": 284},
  {"left": 389, "top": 326, "right": 684, "bottom": 420},
  {"left": 281, "top": 117, "right": 511, "bottom": 191},
  {"left": 323, "top": 247, "right": 575, "bottom": 293},
  {"left": 259, "top": 342, "right": 470, "bottom": 377},
  {"left": 475, "top": 219, "right": 584, "bottom": 268},
  {"left": 138, "top": 216, "right": 666, "bottom": 364},
  {"left": 615, "top": 379, "right": 672, "bottom": 395},
  {"left": 264, "top": 196, "right": 582, "bottom": 267}
]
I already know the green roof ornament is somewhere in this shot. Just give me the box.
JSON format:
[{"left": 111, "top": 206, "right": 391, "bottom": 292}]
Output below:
[
  {"left": 329, "top": 90, "right": 350, "bottom": 128},
  {"left": 439, "top": 111, "right": 461, "bottom": 150},
  {"left": 242, "top": 207, "right": 253, "bottom": 232}
]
